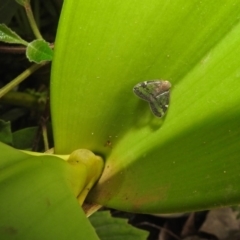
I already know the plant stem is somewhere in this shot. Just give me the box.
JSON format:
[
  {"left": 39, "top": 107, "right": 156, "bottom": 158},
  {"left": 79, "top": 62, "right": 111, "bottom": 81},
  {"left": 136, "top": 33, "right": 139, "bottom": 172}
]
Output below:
[
  {"left": 0, "top": 63, "right": 45, "bottom": 98},
  {"left": 24, "top": 2, "right": 43, "bottom": 39},
  {"left": 42, "top": 123, "right": 49, "bottom": 151},
  {"left": 0, "top": 91, "right": 42, "bottom": 109}
]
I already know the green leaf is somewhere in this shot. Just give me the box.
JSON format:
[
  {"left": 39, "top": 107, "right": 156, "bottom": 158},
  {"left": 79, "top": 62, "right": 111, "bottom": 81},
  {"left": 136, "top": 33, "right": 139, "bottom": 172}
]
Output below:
[
  {"left": 0, "top": 24, "right": 28, "bottom": 45},
  {"left": 51, "top": 0, "right": 240, "bottom": 213},
  {"left": 12, "top": 124, "right": 53, "bottom": 151},
  {"left": 0, "top": 142, "right": 99, "bottom": 240},
  {"left": 89, "top": 211, "right": 148, "bottom": 240},
  {"left": 12, "top": 126, "right": 38, "bottom": 150},
  {"left": 26, "top": 39, "right": 53, "bottom": 63},
  {"left": 0, "top": 119, "right": 12, "bottom": 146}
]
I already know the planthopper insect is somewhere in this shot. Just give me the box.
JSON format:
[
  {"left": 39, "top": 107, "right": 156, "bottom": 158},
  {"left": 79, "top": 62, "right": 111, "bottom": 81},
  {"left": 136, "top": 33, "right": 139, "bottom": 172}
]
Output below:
[{"left": 133, "top": 80, "right": 171, "bottom": 118}]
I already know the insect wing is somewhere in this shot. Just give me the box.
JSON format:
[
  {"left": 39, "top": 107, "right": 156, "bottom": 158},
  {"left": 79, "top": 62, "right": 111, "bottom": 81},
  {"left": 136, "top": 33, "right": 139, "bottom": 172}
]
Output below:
[
  {"left": 133, "top": 81, "right": 154, "bottom": 102},
  {"left": 142, "top": 80, "right": 168, "bottom": 96},
  {"left": 133, "top": 80, "right": 171, "bottom": 100},
  {"left": 149, "top": 91, "right": 170, "bottom": 117}
]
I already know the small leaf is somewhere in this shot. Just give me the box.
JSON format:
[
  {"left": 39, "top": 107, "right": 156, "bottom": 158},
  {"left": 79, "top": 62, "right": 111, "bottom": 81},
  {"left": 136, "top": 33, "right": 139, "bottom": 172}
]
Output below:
[
  {"left": 89, "top": 211, "right": 149, "bottom": 240},
  {"left": 13, "top": 126, "right": 38, "bottom": 150},
  {"left": 26, "top": 39, "right": 53, "bottom": 63},
  {"left": 0, "top": 119, "right": 12, "bottom": 146},
  {"left": 0, "top": 24, "right": 28, "bottom": 45}
]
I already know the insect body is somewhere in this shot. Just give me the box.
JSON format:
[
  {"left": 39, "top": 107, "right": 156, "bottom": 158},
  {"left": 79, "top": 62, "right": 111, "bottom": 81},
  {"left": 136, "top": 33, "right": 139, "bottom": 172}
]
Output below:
[{"left": 133, "top": 80, "right": 171, "bottom": 118}]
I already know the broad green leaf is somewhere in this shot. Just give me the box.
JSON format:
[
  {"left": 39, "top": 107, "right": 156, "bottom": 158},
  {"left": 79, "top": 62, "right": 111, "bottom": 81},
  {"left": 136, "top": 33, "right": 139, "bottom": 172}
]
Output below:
[
  {"left": 89, "top": 211, "right": 148, "bottom": 240},
  {"left": 51, "top": 0, "right": 240, "bottom": 213},
  {"left": 26, "top": 39, "right": 53, "bottom": 63},
  {"left": 0, "top": 143, "right": 99, "bottom": 240},
  {"left": 0, "top": 141, "right": 29, "bottom": 167},
  {"left": 0, "top": 24, "right": 28, "bottom": 45}
]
